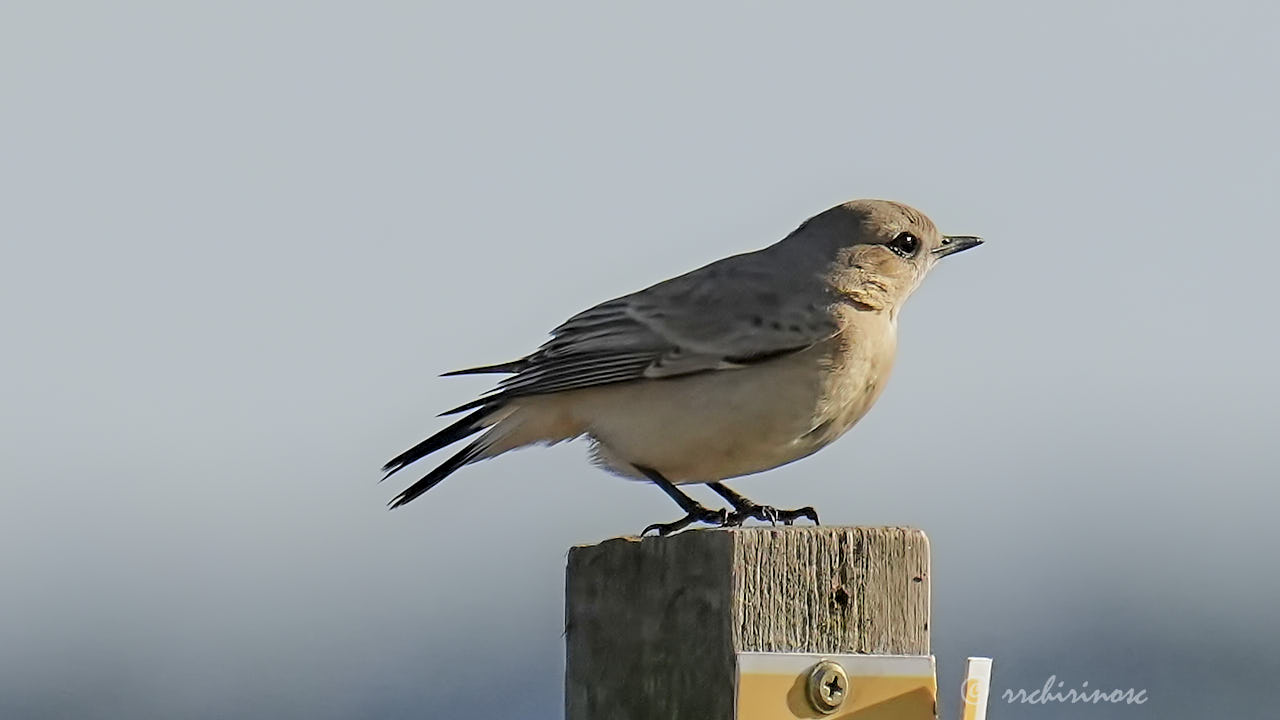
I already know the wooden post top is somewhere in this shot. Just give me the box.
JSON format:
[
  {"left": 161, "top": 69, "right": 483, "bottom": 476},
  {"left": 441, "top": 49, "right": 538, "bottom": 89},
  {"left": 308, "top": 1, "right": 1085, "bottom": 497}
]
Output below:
[{"left": 566, "top": 527, "right": 931, "bottom": 720}]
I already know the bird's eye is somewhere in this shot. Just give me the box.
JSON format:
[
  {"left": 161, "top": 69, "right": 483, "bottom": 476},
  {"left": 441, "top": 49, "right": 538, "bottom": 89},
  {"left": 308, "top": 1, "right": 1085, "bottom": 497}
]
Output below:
[{"left": 888, "top": 232, "right": 920, "bottom": 257}]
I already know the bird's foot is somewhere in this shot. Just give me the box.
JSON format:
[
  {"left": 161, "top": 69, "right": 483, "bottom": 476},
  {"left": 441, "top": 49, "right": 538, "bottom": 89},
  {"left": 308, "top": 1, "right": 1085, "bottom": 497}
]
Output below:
[
  {"left": 726, "top": 504, "right": 820, "bottom": 527},
  {"left": 642, "top": 505, "right": 730, "bottom": 537},
  {"left": 706, "top": 482, "right": 820, "bottom": 529}
]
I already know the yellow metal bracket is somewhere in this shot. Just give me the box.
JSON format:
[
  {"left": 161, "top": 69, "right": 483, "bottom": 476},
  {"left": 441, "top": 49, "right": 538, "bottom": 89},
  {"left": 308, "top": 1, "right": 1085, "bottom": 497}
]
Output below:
[{"left": 736, "top": 653, "right": 991, "bottom": 720}]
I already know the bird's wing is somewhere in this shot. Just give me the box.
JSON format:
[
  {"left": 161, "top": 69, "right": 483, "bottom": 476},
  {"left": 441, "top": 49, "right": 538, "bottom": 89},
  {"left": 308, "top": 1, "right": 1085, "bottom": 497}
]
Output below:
[{"left": 450, "top": 252, "right": 839, "bottom": 408}]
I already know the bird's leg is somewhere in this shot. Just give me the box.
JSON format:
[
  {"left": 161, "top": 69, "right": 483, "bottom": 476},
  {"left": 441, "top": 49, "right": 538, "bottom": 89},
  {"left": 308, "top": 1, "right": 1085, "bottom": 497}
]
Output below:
[
  {"left": 638, "top": 467, "right": 729, "bottom": 536},
  {"left": 708, "top": 482, "right": 820, "bottom": 527}
]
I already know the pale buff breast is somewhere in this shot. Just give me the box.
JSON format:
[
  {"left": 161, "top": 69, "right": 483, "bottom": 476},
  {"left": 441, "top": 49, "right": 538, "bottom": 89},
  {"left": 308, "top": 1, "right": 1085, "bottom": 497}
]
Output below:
[{"left": 502, "top": 310, "right": 899, "bottom": 484}]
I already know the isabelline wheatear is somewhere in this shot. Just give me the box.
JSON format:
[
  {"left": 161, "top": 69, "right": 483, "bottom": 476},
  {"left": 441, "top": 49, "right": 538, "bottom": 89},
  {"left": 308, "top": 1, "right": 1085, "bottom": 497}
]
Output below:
[{"left": 383, "top": 199, "right": 982, "bottom": 534}]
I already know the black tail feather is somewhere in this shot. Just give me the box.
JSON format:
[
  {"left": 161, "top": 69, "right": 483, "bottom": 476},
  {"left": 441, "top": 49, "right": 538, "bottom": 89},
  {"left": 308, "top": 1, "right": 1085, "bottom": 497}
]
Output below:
[
  {"left": 388, "top": 438, "right": 488, "bottom": 508},
  {"left": 441, "top": 359, "right": 526, "bottom": 376},
  {"left": 381, "top": 406, "right": 492, "bottom": 480}
]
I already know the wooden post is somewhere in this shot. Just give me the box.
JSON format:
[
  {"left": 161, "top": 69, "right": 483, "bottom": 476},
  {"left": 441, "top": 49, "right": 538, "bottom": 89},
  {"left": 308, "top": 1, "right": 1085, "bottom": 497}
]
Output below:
[{"left": 565, "top": 526, "right": 930, "bottom": 720}]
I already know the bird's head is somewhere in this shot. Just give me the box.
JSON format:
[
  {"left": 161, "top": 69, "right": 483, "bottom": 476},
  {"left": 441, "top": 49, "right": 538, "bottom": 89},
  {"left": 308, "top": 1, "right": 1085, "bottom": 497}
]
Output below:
[{"left": 785, "top": 199, "right": 982, "bottom": 316}]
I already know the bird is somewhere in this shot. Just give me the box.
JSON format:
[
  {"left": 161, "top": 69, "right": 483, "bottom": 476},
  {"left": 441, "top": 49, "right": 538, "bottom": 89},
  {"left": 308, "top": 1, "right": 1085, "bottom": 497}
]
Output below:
[{"left": 382, "top": 199, "right": 982, "bottom": 535}]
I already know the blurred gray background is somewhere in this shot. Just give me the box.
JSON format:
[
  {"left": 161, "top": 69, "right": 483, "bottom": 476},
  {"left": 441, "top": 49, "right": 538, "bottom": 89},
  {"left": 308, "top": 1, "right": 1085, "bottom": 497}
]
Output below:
[{"left": 2, "top": 2, "right": 1277, "bottom": 718}]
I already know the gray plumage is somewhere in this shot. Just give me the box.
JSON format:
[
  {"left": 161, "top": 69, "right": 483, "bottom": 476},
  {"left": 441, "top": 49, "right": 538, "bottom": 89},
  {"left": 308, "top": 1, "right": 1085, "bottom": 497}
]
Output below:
[{"left": 383, "top": 198, "right": 982, "bottom": 526}]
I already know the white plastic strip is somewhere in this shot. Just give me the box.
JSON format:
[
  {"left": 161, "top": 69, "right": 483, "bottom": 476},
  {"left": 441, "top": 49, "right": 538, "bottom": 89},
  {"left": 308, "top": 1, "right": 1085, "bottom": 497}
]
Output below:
[{"left": 961, "top": 656, "right": 993, "bottom": 720}]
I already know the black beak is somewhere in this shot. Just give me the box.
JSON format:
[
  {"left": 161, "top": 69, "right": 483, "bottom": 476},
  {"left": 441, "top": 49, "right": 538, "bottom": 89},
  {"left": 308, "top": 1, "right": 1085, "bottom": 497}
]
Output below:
[{"left": 933, "top": 235, "right": 983, "bottom": 259}]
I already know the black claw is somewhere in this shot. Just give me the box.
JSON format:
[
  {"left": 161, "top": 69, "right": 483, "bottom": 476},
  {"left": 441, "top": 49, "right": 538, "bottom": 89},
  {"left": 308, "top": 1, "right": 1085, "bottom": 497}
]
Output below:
[
  {"left": 642, "top": 506, "right": 728, "bottom": 536},
  {"left": 725, "top": 502, "right": 764, "bottom": 526},
  {"left": 726, "top": 503, "right": 819, "bottom": 528}
]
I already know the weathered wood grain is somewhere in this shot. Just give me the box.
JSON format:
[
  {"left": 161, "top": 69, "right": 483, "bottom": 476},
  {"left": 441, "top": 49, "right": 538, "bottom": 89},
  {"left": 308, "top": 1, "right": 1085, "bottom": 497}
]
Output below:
[{"left": 565, "top": 526, "right": 930, "bottom": 720}]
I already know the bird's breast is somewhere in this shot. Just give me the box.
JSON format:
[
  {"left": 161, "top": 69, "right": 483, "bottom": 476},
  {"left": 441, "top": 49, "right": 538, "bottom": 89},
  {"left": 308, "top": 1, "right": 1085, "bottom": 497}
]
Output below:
[
  {"left": 802, "top": 312, "right": 898, "bottom": 449},
  {"left": 563, "top": 311, "right": 898, "bottom": 483}
]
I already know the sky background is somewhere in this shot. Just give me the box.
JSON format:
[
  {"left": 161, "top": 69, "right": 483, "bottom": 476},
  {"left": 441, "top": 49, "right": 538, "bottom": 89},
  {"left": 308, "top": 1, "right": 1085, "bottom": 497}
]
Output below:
[{"left": 2, "top": 2, "right": 1278, "bottom": 718}]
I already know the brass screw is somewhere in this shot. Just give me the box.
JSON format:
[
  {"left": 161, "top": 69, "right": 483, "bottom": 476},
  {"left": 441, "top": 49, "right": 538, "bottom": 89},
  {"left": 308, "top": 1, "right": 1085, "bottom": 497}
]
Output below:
[{"left": 806, "top": 660, "right": 848, "bottom": 714}]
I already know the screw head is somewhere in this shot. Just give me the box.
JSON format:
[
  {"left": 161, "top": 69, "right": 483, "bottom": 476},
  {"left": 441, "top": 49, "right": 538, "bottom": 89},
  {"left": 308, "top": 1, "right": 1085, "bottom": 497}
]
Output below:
[{"left": 806, "top": 660, "right": 848, "bottom": 714}]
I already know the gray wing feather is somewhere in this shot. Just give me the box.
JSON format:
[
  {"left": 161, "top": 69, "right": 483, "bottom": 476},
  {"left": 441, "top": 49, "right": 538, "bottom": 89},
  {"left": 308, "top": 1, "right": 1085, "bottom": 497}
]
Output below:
[{"left": 468, "top": 251, "right": 839, "bottom": 402}]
